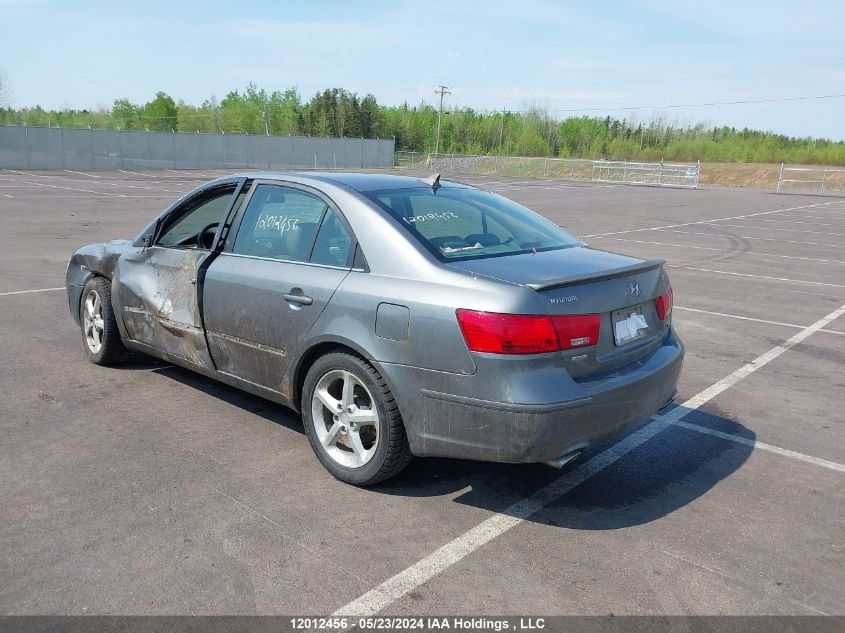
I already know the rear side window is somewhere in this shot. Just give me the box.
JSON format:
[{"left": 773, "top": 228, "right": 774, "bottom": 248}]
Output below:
[
  {"left": 232, "top": 185, "right": 326, "bottom": 262},
  {"left": 310, "top": 209, "right": 353, "bottom": 267},
  {"left": 364, "top": 186, "right": 582, "bottom": 262}
]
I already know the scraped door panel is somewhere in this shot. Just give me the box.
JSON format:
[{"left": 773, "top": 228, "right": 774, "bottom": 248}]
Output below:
[
  {"left": 202, "top": 254, "right": 348, "bottom": 390},
  {"left": 115, "top": 246, "right": 215, "bottom": 368}
]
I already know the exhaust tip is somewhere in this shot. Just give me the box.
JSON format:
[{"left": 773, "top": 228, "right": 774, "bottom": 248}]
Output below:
[{"left": 543, "top": 451, "right": 582, "bottom": 469}]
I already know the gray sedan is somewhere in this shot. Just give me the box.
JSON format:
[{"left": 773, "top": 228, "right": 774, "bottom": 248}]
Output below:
[{"left": 66, "top": 172, "right": 683, "bottom": 485}]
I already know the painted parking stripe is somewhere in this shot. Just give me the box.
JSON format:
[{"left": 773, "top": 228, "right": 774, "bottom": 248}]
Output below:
[
  {"left": 0, "top": 287, "right": 65, "bottom": 296},
  {"left": 5, "top": 169, "right": 181, "bottom": 193},
  {"left": 334, "top": 302, "right": 845, "bottom": 617},
  {"left": 654, "top": 229, "right": 845, "bottom": 249},
  {"left": 578, "top": 200, "right": 843, "bottom": 238},
  {"left": 673, "top": 306, "right": 845, "bottom": 337},
  {"left": 591, "top": 237, "right": 845, "bottom": 265},
  {"left": 13, "top": 180, "right": 125, "bottom": 196},
  {"left": 675, "top": 421, "right": 845, "bottom": 473},
  {"left": 668, "top": 265, "right": 845, "bottom": 289},
  {"left": 64, "top": 169, "right": 101, "bottom": 178},
  {"left": 707, "top": 222, "right": 845, "bottom": 237}
]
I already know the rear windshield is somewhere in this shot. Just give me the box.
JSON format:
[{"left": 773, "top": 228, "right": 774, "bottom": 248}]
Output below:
[{"left": 363, "top": 186, "right": 582, "bottom": 262}]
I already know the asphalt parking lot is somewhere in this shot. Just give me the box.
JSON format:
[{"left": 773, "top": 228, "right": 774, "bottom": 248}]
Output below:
[{"left": 1, "top": 168, "right": 843, "bottom": 617}]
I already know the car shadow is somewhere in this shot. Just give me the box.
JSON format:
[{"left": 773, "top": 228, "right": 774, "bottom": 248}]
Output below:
[
  {"left": 138, "top": 355, "right": 754, "bottom": 530},
  {"left": 375, "top": 404, "right": 755, "bottom": 530}
]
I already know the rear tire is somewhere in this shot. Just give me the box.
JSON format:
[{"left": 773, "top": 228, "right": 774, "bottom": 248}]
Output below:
[
  {"left": 80, "top": 277, "right": 128, "bottom": 366},
  {"left": 302, "top": 352, "right": 412, "bottom": 486}
]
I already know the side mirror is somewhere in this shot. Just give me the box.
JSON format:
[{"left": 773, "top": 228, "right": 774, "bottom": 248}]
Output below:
[{"left": 141, "top": 234, "right": 153, "bottom": 248}]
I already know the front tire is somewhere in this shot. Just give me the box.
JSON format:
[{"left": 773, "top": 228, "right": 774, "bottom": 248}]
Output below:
[
  {"left": 80, "top": 277, "right": 128, "bottom": 366},
  {"left": 302, "top": 352, "right": 412, "bottom": 486}
]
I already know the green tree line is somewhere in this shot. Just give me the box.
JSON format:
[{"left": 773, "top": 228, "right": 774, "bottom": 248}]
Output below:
[{"left": 2, "top": 83, "right": 843, "bottom": 165}]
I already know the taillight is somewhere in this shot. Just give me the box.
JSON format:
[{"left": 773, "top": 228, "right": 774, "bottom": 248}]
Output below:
[
  {"left": 655, "top": 285, "right": 673, "bottom": 320},
  {"left": 552, "top": 314, "right": 601, "bottom": 349},
  {"left": 456, "top": 310, "right": 599, "bottom": 355}
]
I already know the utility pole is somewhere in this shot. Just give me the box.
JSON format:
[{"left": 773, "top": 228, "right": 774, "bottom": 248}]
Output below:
[
  {"left": 498, "top": 110, "right": 506, "bottom": 154},
  {"left": 434, "top": 85, "right": 450, "bottom": 154}
]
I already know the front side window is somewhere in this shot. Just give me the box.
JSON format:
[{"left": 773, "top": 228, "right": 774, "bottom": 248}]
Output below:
[
  {"left": 231, "top": 185, "right": 327, "bottom": 262},
  {"left": 363, "top": 186, "right": 582, "bottom": 262},
  {"left": 157, "top": 186, "right": 236, "bottom": 247}
]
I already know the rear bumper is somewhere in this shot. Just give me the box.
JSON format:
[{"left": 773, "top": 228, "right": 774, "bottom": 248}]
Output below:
[{"left": 382, "top": 329, "right": 684, "bottom": 463}]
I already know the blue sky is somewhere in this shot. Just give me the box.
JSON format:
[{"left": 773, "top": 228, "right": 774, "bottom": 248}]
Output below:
[{"left": 1, "top": 0, "right": 843, "bottom": 139}]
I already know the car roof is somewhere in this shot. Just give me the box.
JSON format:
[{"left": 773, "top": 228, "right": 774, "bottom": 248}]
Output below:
[{"left": 223, "top": 171, "right": 471, "bottom": 193}]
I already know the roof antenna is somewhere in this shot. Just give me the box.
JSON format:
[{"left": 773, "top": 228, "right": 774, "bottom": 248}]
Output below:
[{"left": 420, "top": 173, "right": 441, "bottom": 192}]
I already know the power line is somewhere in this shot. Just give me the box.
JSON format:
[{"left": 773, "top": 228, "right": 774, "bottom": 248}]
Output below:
[{"left": 546, "top": 93, "right": 845, "bottom": 114}]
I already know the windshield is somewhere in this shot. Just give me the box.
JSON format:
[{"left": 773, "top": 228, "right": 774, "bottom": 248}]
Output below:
[{"left": 363, "top": 186, "right": 582, "bottom": 262}]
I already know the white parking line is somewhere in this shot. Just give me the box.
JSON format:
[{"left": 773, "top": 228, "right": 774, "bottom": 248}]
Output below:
[
  {"left": 334, "top": 302, "right": 845, "bottom": 617},
  {"left": 0, "top": 287, "right": 65, "bottom": 296},
  {"left": 668, "top": 265, "right": 845, "bottom": 289},
  {"left": 168, "top": 169, "right": 210, "bottom": 177},
  {"left": 1, "top": 194, "right": 166, "bottom": 199},
  {"left": 675, "top": 421, "right": 845, "bottom": 473},
  {"left": 673, "top": 306, "right": 845, "bottom": 337},
  {"left": 64, "top": 169, "right": 101, "bottom": 179},
  {"left": 14, "top": 179, "right": 124, "bottom": 197},
  {"left": 654, "top": 229, "right": 845, "bottom": 249},
  {"left": 708, "top": 223, "right": 845, "bottom": 237},
  {"left": 4, "top": 169, "right": 181, "bottom": 193},
  {"left": 750, "top": 218, "right": 840, "bottom": 227},
  {"left": 578, "top": 200, "right": 843, "bottom": 238},
  {"left": 591, "top": 237, "right": 845, "bottom": 265}
]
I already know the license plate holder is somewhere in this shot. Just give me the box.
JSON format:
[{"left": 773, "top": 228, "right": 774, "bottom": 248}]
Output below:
[{"left": 612, "top": 304, "right": 649, "bottom": 346}]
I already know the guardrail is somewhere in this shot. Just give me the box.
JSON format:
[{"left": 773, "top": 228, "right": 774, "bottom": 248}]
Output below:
[
  {"left": 777, "top": 163, "right": 845, "bottom": 195},
  {"left": 395, "top": 151, "right": 699, "bottom": 189}
]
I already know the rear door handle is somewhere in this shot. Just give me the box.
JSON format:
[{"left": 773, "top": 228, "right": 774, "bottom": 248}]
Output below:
[{"left": 282, "top": 292, "right": 313, "bottom": 306}]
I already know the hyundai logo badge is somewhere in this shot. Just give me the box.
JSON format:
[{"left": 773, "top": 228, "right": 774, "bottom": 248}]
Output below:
[{"left": 628, "top": 281, "right": 641, "bottom": 297}]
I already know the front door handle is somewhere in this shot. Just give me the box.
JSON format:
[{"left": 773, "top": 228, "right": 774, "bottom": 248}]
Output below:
[{"left": 282, "top": 292, "right": 313, "bottom": 306}]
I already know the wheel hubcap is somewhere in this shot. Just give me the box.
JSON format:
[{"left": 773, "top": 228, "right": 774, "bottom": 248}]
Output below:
[
  {"left": 311, "top": 369, "right": 379, "bottom": 468},
  {"left": 83, "top": 289, "right": 105, "bottom": 354}
]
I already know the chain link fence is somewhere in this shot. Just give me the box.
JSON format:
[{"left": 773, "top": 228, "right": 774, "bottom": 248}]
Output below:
[
  {"left": 0, "top": 125, "right": 395, "bottom": 171},
  {"left": 395, "top": 151, "right": 700, "bottom": 188}
]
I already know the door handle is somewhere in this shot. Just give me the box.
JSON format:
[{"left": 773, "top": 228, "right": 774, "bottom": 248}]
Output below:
[{"left": 282, "top": 292, "right": 313, "bottom": 306}]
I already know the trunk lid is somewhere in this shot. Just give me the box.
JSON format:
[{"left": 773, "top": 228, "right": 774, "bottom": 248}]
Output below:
[{"left": 448, "top": 246, "right": 671, "bottom": 377}]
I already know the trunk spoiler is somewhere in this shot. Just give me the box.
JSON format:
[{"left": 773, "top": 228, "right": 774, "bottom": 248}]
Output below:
[{"left": 526, "top": 259, "right": 665, "bottom": 291}]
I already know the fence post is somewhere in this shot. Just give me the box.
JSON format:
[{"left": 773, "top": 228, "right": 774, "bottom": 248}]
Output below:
[
  {"left": 820, "top": 168, "right": 827, "bottom": 196},
  {"left": 777, "top": 162, "right": 784, "bottom": 193},
  {"left": 361, "top": 138, "right": 365, "bottom": 169},
  {"left": 57, "top": 126, "right": 65, "bottom": 169},
  {"left": 90, "top": 126, "right": 95, "bottom": 169},
  {"left": 452, "top": 153, "right": 456, "bottom": 172},
  {"left": 24, "top": 123, "right": 31, "bottom": 170},
  {"left": 658, "top": 159, "right": 664, "bottom": 187},
  {"left": 172, "top": 130, "right": 177, "bottom": 169},
  {"left": 518, "top": 156, "right": 522, "bottom": 176},
  {"left": 543, "top": 157, "right": 547, "bottom": 178},
  {"left": 696, "top": 159, "right": 700, "bottom": 189},
  {"left": 117, "top": 129, "right": 124, "bottom": 170}
]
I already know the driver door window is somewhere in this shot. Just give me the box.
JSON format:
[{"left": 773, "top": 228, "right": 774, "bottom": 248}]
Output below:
[{"left": 157, "top": 186, "right": 236, "bottom": 248}]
